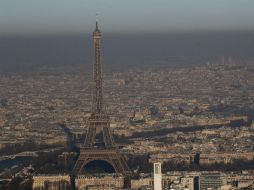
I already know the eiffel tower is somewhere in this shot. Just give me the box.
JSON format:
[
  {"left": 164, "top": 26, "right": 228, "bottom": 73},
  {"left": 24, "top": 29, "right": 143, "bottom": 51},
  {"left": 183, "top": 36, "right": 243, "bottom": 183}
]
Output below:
[{"left": 72, "top": 18, "right": 130, "bottom": 175}]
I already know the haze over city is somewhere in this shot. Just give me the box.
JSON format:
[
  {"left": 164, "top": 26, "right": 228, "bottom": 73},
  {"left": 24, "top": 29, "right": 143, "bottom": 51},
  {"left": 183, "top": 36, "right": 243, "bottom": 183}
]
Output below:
[
  {"left": 1, "top": 0, "right": 254, "bottom": 72},
  {"left": 1, "top": 0, "right": 254, "bottom": 35}
]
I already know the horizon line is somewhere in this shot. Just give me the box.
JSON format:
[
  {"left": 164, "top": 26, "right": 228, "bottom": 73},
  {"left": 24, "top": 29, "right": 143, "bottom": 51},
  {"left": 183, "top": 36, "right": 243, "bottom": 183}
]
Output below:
[{"left": 1, "top": 29, "right": 254, "bottom": 37}]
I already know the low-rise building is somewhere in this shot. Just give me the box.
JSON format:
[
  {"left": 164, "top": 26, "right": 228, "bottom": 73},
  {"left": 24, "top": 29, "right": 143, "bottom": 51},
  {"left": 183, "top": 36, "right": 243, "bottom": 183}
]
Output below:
[
  {"left": 32, "top": 175, "right": 71, "bottom": 190},
  {"left": 75, "top": 174, "right": 124, "bottom": 190}
]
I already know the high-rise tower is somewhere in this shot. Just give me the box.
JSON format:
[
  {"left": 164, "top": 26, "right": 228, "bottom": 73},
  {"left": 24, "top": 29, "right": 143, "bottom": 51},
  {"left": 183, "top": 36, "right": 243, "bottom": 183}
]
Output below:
[
  {"left": 73, "top": 18, "right": 130, "bottom": 175},
  {"left": 91, "top": 17, "right": 103, "bottom": 115}
]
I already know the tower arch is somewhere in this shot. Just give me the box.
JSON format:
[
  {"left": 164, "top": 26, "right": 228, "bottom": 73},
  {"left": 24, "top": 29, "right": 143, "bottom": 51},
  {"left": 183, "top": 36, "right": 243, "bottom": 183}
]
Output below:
[{"left": 83, "top": 159, "right": 115, "bottom": 173}]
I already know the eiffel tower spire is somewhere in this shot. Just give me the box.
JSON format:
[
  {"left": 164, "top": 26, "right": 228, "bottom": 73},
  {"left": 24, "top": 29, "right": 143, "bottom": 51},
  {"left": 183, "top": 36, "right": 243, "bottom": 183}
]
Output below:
[
  {"left": 95, "top": 14, "right": 99, "bottom": 32},
  {"left": 92, "top": 15, "right": 103, "bottom": 115}
]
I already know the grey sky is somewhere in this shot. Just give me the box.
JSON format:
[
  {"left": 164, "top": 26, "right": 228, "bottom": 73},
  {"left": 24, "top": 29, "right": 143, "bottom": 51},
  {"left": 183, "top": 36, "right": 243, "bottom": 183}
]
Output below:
[{"left": 1, "top": 0, "right": 254, "bottom": 35}]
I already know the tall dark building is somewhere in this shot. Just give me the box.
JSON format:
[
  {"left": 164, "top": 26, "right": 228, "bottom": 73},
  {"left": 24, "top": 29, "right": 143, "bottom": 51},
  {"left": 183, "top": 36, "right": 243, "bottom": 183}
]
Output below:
[{"left": 72, "top": 19, "right": 130, "bottom": 175}]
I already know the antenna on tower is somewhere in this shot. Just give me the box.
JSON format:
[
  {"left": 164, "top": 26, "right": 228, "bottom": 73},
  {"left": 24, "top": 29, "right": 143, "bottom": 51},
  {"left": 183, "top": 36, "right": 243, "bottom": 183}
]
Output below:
[
  {"left": 96, "top": 13, "right": 99, "bottom": 22},
  {"left": 95, "top": 13, "right": 99, "bottom": 30}
]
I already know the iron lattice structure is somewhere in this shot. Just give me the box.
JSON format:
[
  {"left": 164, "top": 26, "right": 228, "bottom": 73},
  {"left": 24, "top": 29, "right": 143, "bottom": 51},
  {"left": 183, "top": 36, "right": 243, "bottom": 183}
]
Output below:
[{"left": 73, "top": 20, "right": 130, "bottom": 175}]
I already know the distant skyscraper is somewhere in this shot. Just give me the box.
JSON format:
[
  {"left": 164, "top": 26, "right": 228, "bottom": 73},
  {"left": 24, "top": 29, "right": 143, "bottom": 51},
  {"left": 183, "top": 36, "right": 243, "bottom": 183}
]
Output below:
[
  {"left": 221, "top": 55, "right": 225, "bottom": 65},
  {"left": 72, "top": 18, "right": 130, "bottom": 175},
  {"left": 228, "top": 56, "right": 233, "bottom": 65},
  {"left": 153, "top": 163, "right": 162, "bottom": 190}
]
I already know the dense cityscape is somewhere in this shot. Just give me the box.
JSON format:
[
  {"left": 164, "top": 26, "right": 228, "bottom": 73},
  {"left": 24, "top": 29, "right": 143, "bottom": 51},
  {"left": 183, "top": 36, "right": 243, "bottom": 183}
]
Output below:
[
  {"left": 1, "top": 1, "right": 254, "bottom": 189},
  {"left": 1, "top": 54, "right": 254, "bottom": 189}
]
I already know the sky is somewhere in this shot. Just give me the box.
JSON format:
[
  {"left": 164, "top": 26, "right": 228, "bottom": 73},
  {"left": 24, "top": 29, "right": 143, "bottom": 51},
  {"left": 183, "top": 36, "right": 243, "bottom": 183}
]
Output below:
[{"left": 0, "top": 0, "right": 254, "bottom": 35}]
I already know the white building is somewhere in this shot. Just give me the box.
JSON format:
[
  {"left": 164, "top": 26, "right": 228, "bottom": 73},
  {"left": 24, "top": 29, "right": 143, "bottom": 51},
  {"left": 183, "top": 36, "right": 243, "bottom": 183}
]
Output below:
[{"left": 153, "top": 163, "right": 162, "bottom": 190}]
